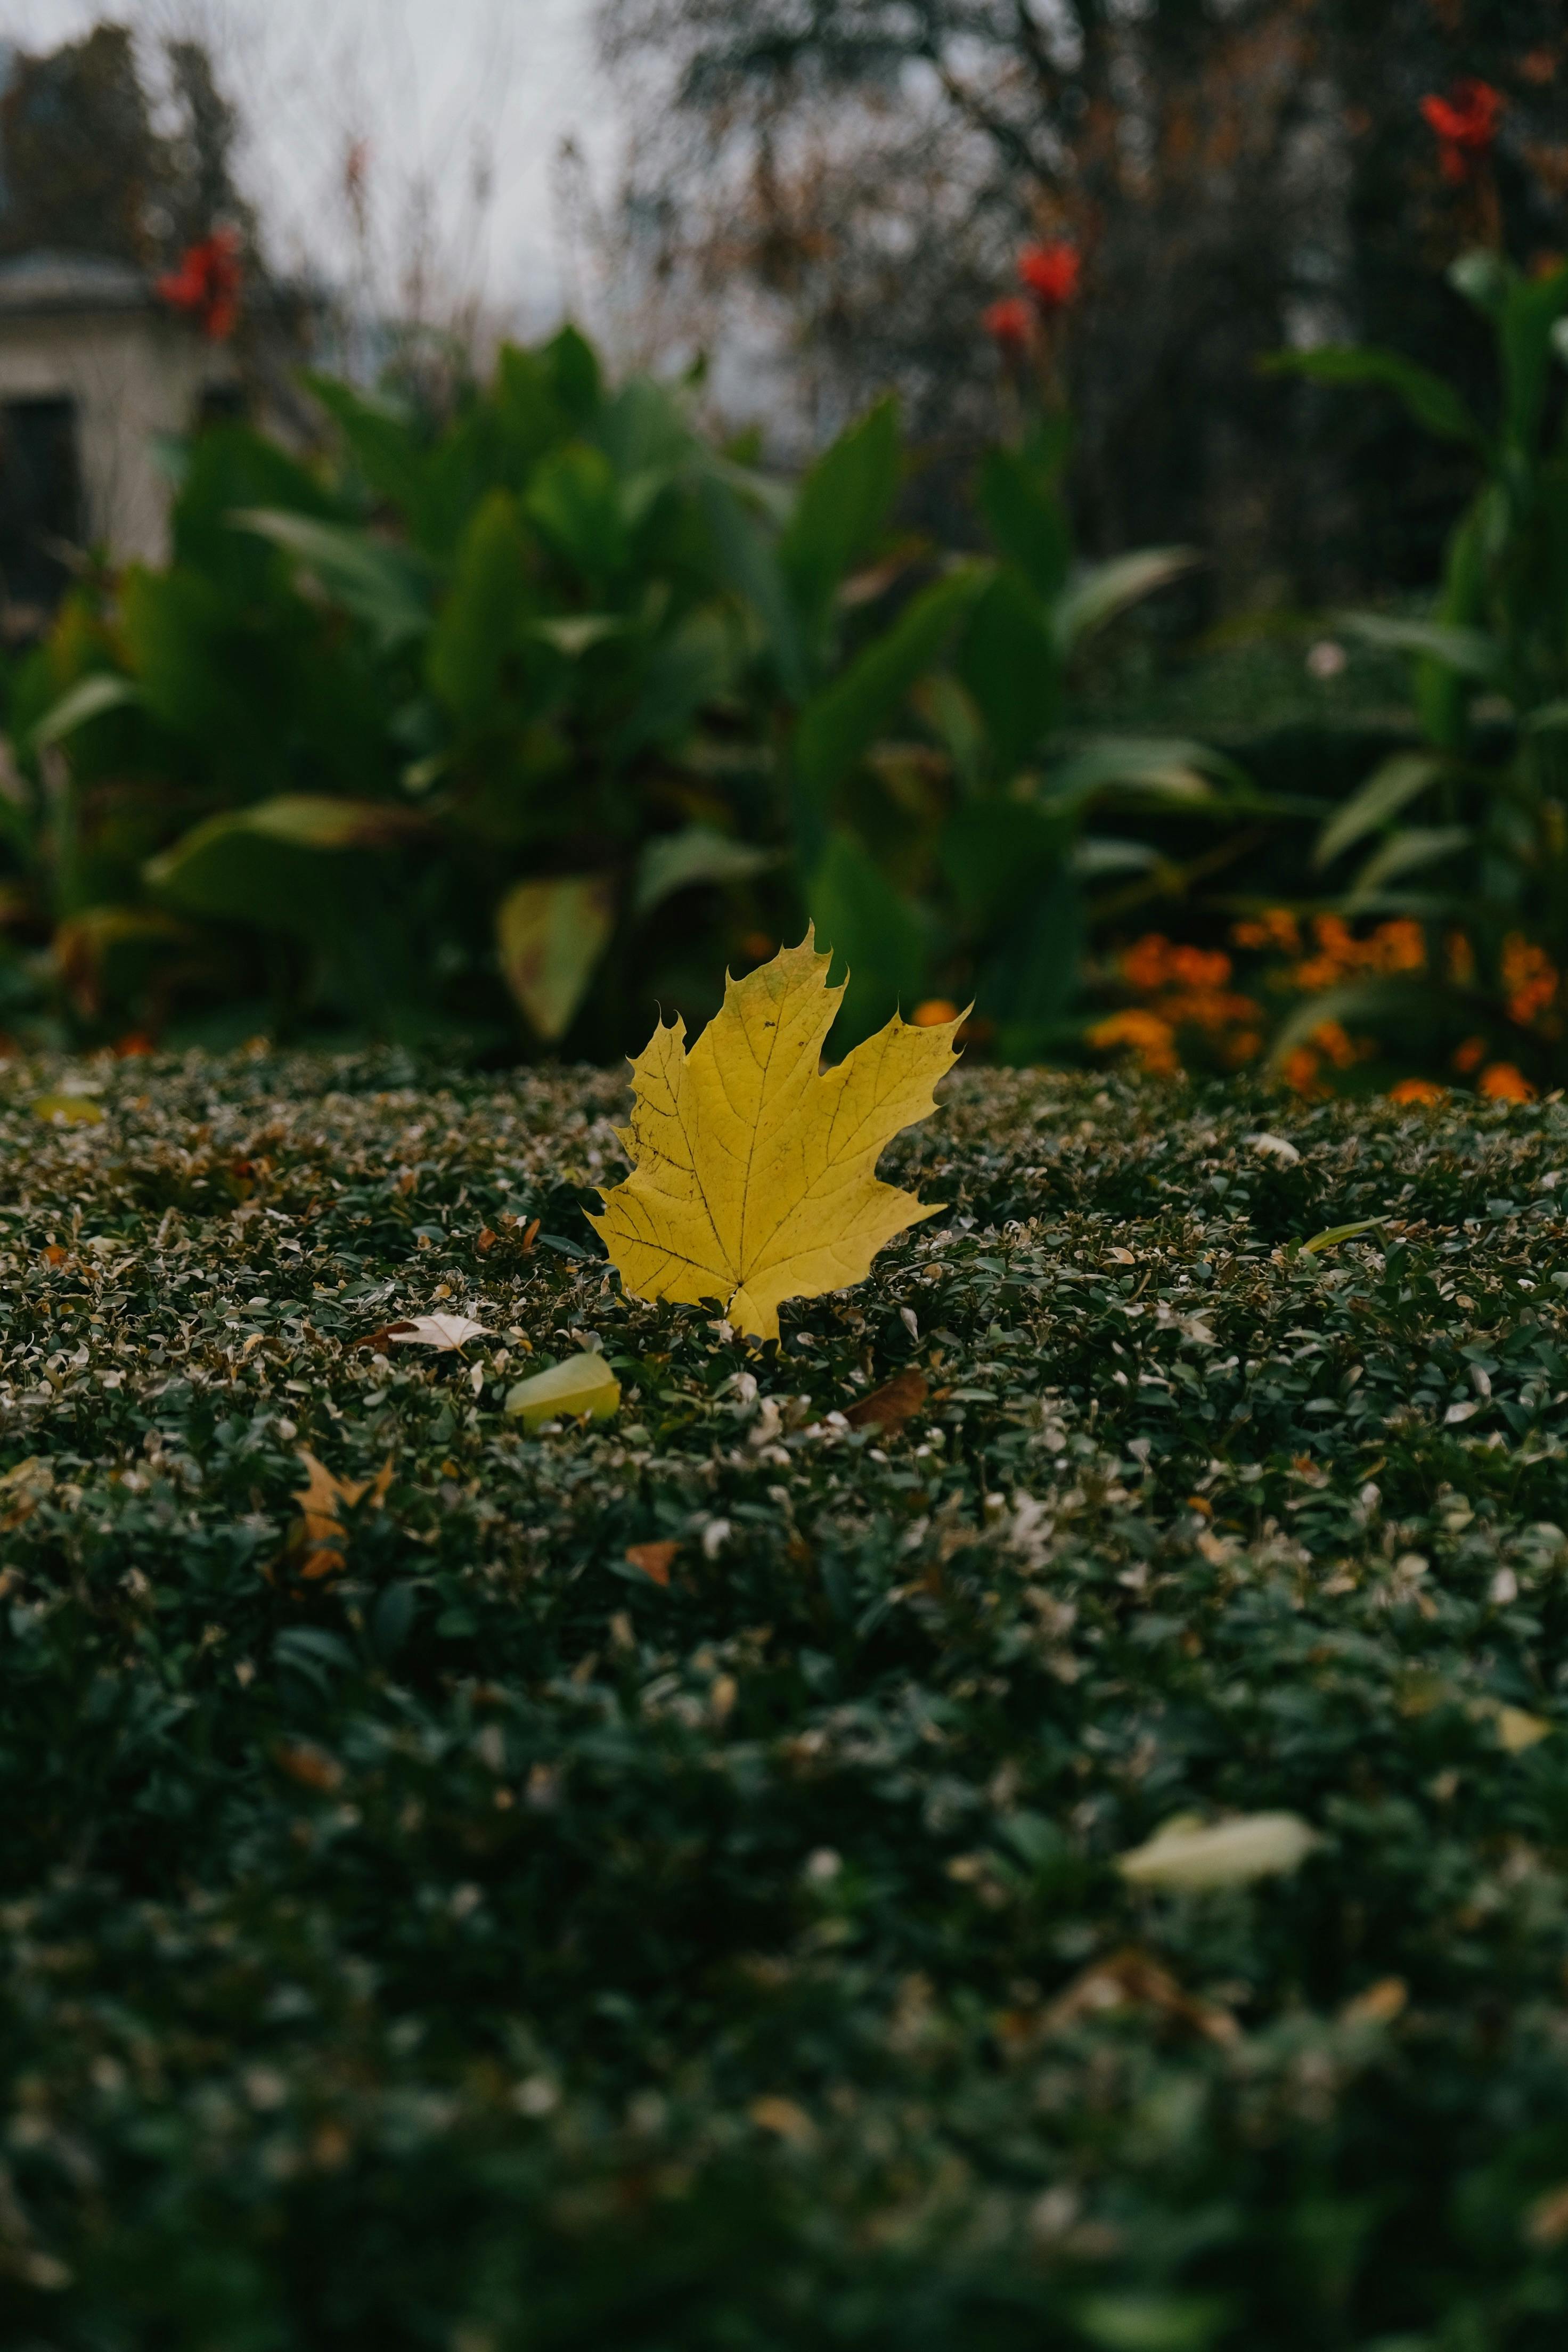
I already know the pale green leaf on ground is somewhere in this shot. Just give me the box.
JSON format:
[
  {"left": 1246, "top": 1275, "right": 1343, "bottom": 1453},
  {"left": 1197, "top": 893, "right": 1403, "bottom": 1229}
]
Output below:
[
  {"left": 1118, "top": 1812, "right": 1320, "bottom": 1891},
  {"left": 504, "top": 1351, "right": 622, "bottom": 1430}
]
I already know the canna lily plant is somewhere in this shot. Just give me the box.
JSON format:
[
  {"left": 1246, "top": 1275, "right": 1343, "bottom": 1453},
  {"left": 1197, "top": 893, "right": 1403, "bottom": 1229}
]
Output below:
[{"left": 1267, "top": 248, "right": 1568, "bottom": 1089}]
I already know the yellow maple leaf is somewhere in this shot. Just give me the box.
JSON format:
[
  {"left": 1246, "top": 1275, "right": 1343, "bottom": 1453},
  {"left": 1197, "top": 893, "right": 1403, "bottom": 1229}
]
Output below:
[{"left": 589, "top": 929, "right": 962, "bottom": 1341}]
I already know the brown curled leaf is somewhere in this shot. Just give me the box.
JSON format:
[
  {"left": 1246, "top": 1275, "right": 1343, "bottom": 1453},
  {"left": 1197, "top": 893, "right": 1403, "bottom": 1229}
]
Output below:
[{"left": 845, "top": 1369, "right": 928, "bottom": 1430}]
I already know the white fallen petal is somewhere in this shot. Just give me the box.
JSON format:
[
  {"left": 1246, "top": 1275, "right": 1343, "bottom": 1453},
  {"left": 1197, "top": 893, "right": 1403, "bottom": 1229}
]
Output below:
[
  {"left": 387, "top": 1313, "right": 492, "bottom": 1352},
  {"left": 1443, "top": 1400, "right": 1480, "bottom": 1425},
  {"left": 1245, "top": 1132, "right": 1301, "bottom": 1165},
  {"left": 504, "top": 1350, "right": 620, "bottom": 1430},
  {"left": 1118, "top": 1811, "right": 1320, "bottom": 1891}
]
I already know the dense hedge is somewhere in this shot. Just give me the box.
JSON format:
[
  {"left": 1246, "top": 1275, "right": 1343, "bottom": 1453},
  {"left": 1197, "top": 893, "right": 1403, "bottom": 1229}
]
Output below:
[{"left": 4, "top": 1054, "right": 1568, "bottom": 2348}]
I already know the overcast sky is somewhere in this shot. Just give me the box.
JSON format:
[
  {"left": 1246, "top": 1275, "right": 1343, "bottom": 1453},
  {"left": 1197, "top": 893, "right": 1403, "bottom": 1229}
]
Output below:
[{"left": 0, "top": 0, "right": 618, "bottom": 326}]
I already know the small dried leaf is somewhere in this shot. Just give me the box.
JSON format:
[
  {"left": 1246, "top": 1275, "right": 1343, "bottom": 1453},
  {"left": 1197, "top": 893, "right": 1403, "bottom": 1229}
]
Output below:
[
  {"left": 386, "top": 1313, "right": 492, "bottom": 1352},
  {"left": 274, "top": 1741, "right": 344, "bottom": 1792},
  {"left": 1245, "top": 1131, "right": 1301, "bottom": 1165},
  {"left": 1043, "top": 1946, "right": 1238, "bottom": 2045},
  {"left": 505, "top": 1350, "right": 620, "bottom": 1431},
  {"left": 748, "top": 2095, "right": 816, "bottom": 2147},
  {"left": 1338, "top": 1976, "right": 1407, "bottom": 2027},
  {"left": 1117, "top": 1811, "right": 1320, "bottom": 1891},
  {"left": 1493, "top": 1703, "right": 1551, "bottom": 1753},
  {"left": 845, "top": 1369, "right": 929, "bottom": 1430},
  {"left": 626, "top": 1539, "right": 678, "bottom": 1586},
  {"left": 290, "top": 1449, "right": 393, "bottom": 1580},
  {"left": 475, "top": 1227, "right": 497, "bottom": 1253}
]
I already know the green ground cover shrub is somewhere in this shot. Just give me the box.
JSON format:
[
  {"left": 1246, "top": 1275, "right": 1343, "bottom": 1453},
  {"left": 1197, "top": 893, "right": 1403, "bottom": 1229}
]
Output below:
[{"left": 4, "top": 1056, "right": 1568, "bottom": 2344}]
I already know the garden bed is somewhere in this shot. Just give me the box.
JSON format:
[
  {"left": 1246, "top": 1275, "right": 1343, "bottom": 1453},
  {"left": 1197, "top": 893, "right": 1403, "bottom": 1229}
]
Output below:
[{"left": 4, "top": 1050, "right": 1568, "bottom": 2348}]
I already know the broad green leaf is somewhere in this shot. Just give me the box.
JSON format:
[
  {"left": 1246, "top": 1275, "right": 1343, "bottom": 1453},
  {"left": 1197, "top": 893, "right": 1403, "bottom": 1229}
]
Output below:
[
  {"left": 526, "top": 444, "right": 628, "bottom": 583},
  {"left": 1345, "top": 612, "right": 1499, "bottom": 679},
  {"left": 1345, "top": 824, "right": 1469, "bottom": 902},
  {"left": 496, "top": 873, "right": 616, "bottom": 1042},
  {"left": 590, "top": 932, "right": 958, "bottom": 1340},
  {"left": 807, "top": 829, "right": 929, "bottom": 1049},
  {"left": 956, "top": 568, "right": 1060, "bottom": 775},
  {"left": 1315, "top": 751, "right": 1446, "bottom": 867},
  {"left": 30, "top": 672, "right": 138, "bottom": 749},
  {"left": 146, "top": 796, "right": 422, "bottom": 933},
  {"left": 634, "top": 826, "right": 779, "bottom": 918},
  {"left": 427, "top": 492, "right": 531, "bottom": 725},
  {"left": 306, "top": 374, "right": 430, "bottom": 514},
  {"left": 614, "top": 609, "right": 733, "bottom": 761},
  {"left": 793, "top": 566, "right": 984, "bottom": 834},
  {"left": 1046, "top": 736, "right": 1241, "bottom": 808},
  {"left": 778, "top": 396, "right": 901, "bottom": 639},
  {"left": 976, "top": 447, "right": 1071, "bottom": 601},
  {"left": 1054, "top": 549, "right": 1196, "bottom": 652},
  {"left": 1265, "top": 345, "right": 1488, "bottom": 450},
  {"left": 698, "top": 473, "right": 809, "bottom": 705},
  {"left": 230, "top": 509, "right": 432, "bottom": 653},
  {"left": 938, "top": 798, "right": 1068, "bottom": 933},
  {"left": 505, "top": 1350, "right": 621, "bottom": 1430}
]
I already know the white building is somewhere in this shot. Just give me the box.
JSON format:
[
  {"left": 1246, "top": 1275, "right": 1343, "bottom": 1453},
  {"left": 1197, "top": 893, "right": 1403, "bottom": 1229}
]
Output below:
[{"left": 0, "top": 250, "right": 249, "bottom": 628}]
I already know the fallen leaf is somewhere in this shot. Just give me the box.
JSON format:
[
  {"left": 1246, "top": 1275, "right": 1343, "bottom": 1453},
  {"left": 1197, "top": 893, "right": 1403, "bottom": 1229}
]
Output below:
[
  {"left": 625, "top": 1539, "right": 678, "bottom": 1586},
  {"left": 845, "top": 1369, "right": 928, "bottom": 1430},
  {"left": 748, "top": 2095, "right": 816, "bottom": 2147},
  {"left": 290, "top": 1448, "right": 393, "bottom": 1580},
  {"left": 1245, "top": 1131, "right": 1301, "bottom": 1165},
  {"left": 1117, "top": 1811, "right": 1320, "bottom": 1891},
  {"left": 475, "top": 1227, "right": 497, "bottom": 1253},
  {"left": 1338, "top": 1977, "right": 1407, "bottom": 2027},
  {"left": 1444, "top": 1400, "right": 1481, "bottom": 1425},
  {"left": 385, "top": 1313, "right": 492, "bottom": 1352},
  {"left": 273, "top": 1741, "right": 344, "bottom": 1792},
  {"left": 1043, "top": 1947, "right": 1238, "bottom": 2045},
  {"left": 32, "top": 1093, "right": 103, "bottom": 1125},
  {"left": 1526, "top": 2183, "right": 1568, "bottom": 2249},
  {"left": 519, "top": 1216, "right": 541, "bottom": 1253},
  {"left": 504, "top": 1350, "right": 621, "bottom": 1431},
  {"left": 591, "top": 929, "right": 961, "bottom": 1341},
  {"left": 1490, "top": 1702, "right": 1551, "bottom": 1753},
  {"left": 40, "top": 1244, "right": 69, "bottom": 1267}
]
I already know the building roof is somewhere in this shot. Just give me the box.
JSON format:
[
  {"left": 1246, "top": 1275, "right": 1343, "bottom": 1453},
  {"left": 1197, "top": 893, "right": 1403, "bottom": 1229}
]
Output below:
[{"left": 0, "top": 250, "right": 153, "bottom": 317}]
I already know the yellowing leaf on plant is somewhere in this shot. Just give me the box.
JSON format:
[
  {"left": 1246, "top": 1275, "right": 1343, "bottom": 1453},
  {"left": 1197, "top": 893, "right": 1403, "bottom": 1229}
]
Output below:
[
  {"left": 590, "top": 929, "right": 962, "bottom": 1342},
  {"left": 504, "top": 1350, "right": 620, "bottom": 1431},
  {"left": 290, "top": 1449, "right": 393, "bottom": 1580},
  {"left": 385, "top": 1313, "right": 492, "bottom": 1353},
  {"left": 1117, "top": 1811, "right": 1320, "bottom": 1892},
  {"left": 497, "top": 872, "right": 616, "bottom": 1043}
]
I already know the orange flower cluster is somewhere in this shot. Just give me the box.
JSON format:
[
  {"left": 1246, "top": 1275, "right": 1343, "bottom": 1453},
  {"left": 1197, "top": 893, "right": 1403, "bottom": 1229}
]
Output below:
[
  {"left": 1280, "top": 1021, "right": 1370, "bottom": 1098},
  {"left": 1090, "top": 935, "right": 1264, "bottom": 1075},
  {"left": 1280, "top": 913, "right": 1426, "bottom": 994},
  {"left": 1101, "top": 911, "right": 1558, "bottom": 1100},
  {"left": 1501, "top": 935, "right": 1558, "bottom": 1027}
]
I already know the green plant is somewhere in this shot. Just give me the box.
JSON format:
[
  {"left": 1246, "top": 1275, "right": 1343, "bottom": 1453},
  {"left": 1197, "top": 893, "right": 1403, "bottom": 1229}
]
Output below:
[
  {"left": 709, "top": 402, "right": 1262, "bottom": 1054},
  {"left": 1267, "top": 251, "right": 1568, "bottom": 1087}
]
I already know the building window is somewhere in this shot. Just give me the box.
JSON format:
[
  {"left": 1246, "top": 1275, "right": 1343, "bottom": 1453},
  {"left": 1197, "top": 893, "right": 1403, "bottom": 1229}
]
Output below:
[{"left": 0, "top": 395, "right": 83, "bottom": 618}]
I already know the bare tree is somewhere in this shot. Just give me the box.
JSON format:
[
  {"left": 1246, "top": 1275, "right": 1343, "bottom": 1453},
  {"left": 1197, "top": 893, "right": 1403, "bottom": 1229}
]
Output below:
[{"left": 598, "top": 0, "right": 1568, "bottom": 600}]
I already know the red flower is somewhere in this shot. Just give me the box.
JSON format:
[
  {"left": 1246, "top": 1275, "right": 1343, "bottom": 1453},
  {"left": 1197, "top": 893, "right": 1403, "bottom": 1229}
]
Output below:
[
  {"left": 1419, "top": 78, "right": 1504, "bottom": 183},
  {"left": 1017, "top": 240, "right": 1080, "bottom": 313},
  {"left": 983, "top": 296, "right": 1033, "bottom": 354},
  {"left": 157, "top": 228, "right": 243, "bottom": 341}
]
